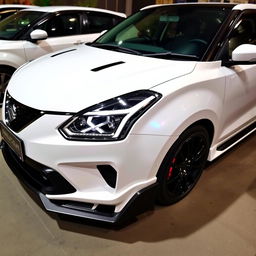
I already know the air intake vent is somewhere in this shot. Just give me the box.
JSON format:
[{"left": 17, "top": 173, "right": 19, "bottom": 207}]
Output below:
[
  {"left": 97, "top": 165, "right": 117, "bottom": 188},
  {"left": 51, "top": 49, "right": 76, "bottom": 58},
  {"left": 91, "top": 61, "right": 125, "bottom": 72}
]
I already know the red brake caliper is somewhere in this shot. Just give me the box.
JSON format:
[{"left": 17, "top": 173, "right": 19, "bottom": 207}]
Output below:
[{"left": 167, "top": 158, "right": 176, "bottom": 179}]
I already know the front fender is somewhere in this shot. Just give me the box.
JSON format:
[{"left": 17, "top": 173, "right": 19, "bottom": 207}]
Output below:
[
  {"left": 131, "top": 83, "right": 223, "bottom": 139},
  {"left": 131, "top": 65, "right": 226, "bottom": 178},
  {"left": 0, "top": 48, "right": 27, "bottom": 69}
]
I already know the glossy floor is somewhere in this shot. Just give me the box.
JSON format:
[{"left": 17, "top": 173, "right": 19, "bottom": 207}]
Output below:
[{"left": 0, "top": 112, "right": 255, "bottom": 256}]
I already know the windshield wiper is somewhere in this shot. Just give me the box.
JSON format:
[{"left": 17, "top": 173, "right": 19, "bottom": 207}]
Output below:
[
  {"left": 144, "top": 52, "right": 199, "bottom": 60},
  {"left": 90, "top": 43, "right": 143, "bottom": 56},
  {"left": 90, "top": 43, "right": 199, "bottom": 60}
]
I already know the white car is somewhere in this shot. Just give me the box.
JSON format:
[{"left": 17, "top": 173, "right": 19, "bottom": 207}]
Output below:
[
  {"left": 1, "top": 3, "right": 256, "bottom": 224},
  {"left": 0, "top": 6, "right": 126, "bottom": 103}
]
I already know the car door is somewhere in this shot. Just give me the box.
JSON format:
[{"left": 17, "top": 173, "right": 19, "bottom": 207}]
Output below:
[
  {"left": 219, "top": 12, "right": 256, "bottom": 141},
  {"left": 23, "top": 11, "right": 90, "bottom": 61}
]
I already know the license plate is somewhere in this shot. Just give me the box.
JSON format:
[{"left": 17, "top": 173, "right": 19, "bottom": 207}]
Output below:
[{"left": 0, "top": 121, "right": 24, "bottom": 161}]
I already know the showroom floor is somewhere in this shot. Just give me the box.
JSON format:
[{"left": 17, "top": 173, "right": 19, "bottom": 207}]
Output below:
[{"left": 0, "top": 111, "right": 255, "bottom": 256}]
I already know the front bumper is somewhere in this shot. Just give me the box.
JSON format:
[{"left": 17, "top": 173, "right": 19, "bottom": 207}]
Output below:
[
  {"left": 0, "top": 107, "right": 175, "bottom": 223},
  {"left": 1, "top": 141, "right": 158, "bottom": 224}
]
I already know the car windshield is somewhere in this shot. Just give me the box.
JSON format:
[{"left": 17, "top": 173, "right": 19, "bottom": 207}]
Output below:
[
  {"left": 0, "top": 11, "right": 44, "bottom": 40},
  {"left": 95, "top": 5, "right": 233, "bottom": 60}
]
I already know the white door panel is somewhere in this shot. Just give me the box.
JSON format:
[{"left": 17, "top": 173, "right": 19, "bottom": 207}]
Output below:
[{"left": 220, "top": 65, "right": 256, "bottom": 140}]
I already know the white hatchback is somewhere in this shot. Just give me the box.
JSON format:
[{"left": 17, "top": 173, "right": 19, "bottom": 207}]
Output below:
[
  {"left": 0, "top": 6, "right": 126, "bottom": 103},
  {"left": 1, "top": 3, "right": 256, "bottom": 224}
]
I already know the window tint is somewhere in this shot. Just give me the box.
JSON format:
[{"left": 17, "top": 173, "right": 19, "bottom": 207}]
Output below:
[
  {"left": 86, "top": 12, "right": 118, "bottom": 33},
  {"left": 0, "top": 10, "right": 17, "bottom": 21},
  {"left": 38, "top": 13, "right": 80, "bottom": 37},
  {"left": 97, "top": 6, "right": 232, "bottom": 60},
  {"left": 228, "top": 15, "right": 256, "bottom": 57},
  {"left": 0, "top": 11, "right": 43, "bottom": 40}
]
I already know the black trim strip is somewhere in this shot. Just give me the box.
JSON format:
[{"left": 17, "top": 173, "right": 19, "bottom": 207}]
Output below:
[
  {"left": 91, "top": 61, "right": 125, "bottom": 72},
  {"left": 217, "top": 121, "right": 256, "bottom": 151}
]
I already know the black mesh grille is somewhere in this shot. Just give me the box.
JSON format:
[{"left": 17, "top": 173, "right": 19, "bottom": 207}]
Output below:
[{"left": 5, "top": 92, "right": 43, "bottom": 133}]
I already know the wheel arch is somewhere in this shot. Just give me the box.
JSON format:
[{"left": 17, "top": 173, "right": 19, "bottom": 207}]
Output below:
[
  {"left": 150, "top": 116, "right": 216, "bottom": 180},
  {"left": 0, "top": 49, "right": 26, "bottom": 69},
  {"left": 185, "top": 118, "right": 214, "bottom": 145}
]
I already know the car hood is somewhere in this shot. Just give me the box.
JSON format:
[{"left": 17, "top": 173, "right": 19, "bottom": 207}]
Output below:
[{"left": 7, "top": 45, "right": 196, "bottom": 113}]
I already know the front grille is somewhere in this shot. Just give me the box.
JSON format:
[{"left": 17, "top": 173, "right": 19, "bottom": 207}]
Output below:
[{"left": 5, "top": 92, "right": 43, "bottom": 133}]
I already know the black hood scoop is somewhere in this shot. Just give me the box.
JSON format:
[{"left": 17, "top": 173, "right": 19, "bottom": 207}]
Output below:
[
  {"left": 51, "top": 49, "right": 77, "bottom": 58},
  {"left": 91, "top": 61, "right": 125, "bottom": 72}
]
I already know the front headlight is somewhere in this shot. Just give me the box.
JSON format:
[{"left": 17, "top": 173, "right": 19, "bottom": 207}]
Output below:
[{"left": 59, "top": 90, "right": 161, "bottom": 141}]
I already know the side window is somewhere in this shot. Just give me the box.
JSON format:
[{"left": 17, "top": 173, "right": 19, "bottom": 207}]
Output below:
[
  {"left": 227, "top": 15, "right": 256, "bottom": 58},
  {"left": 113, "top": 16, "right": 124, "bottom": 26},
  {"left": 38, "top": 13, "right": 81, "bottom": 37},
  {"left": 85, "top": 12, "right": 118, "bottom": 33},
  {"left": 0, "top": 10, "right": 17, "bottom": 21}
]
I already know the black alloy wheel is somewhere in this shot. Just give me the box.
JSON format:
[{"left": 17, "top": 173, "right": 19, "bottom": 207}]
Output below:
[
  {"left": 0, "top": 67, "right": 15, "bottom": 106},
  {"left": 157, "top": 125, "right": 210, "bottom": 205}
]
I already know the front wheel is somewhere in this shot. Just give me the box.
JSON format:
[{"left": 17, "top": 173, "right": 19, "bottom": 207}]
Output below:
[
  {"left": 0, "top": 67, "right": 15, "bottom": 105},
  {"left": 157, "top": 125, "right": 210, "bottom": 205}
]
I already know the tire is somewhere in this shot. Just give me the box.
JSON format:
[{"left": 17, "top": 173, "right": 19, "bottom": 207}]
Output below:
[
  {"left": 0, "top": 67, "right": 15, "bottom": 105},
  {"left": 157, "top": 125, "right": 210, "bottom": 205}
]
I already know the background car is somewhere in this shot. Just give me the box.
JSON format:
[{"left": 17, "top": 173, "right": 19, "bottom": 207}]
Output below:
[
  {"left": 0, "top": 4, "right": 36, "bottom": 21},
  {"left": 1, "top": 3, "right": 256, "bottom": 224},
  {"left": 0, "top": 6, "right": 126, "bottom": 104}
]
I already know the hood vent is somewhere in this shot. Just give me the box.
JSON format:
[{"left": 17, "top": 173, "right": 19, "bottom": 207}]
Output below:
[
  {"left": 51, "top": 49, "right": 76, "bottom": 58},
  {"left": 91, "top": 61, "right": 125, "bottom": 72}
]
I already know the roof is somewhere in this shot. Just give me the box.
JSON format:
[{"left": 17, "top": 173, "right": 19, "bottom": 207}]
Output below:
[
  {"left": 21, "top": 6, "right": 126, "bottom": 18},
  {"left": 0, "top": 4, "right": 36, "bottom": 9},
  {"left": 141, "top": 2, "right": 256, "bottom": 11},
  {"left": 233, "top": 3, "right": 256, "bottom": 10}
]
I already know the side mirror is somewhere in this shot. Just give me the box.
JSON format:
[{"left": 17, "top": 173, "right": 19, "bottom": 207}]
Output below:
[
  {"left": 30, "top": 29, "right": 48, "bottom": 42},
  {"left": 232, "top": 44, "right": 256, "bottom": 63}
]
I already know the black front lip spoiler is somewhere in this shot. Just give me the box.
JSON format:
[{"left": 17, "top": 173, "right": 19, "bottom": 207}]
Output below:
[
  {"left": 39, "top": 183, "right": 157, "bottom": 224},
  {"left": 1, "top": 141, "right": 158, "bottom": 224}
]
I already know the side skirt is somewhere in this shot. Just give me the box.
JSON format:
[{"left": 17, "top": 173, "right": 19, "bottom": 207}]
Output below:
[{"left": 217, "top": 121, "right": 256, "bottom": 151}]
